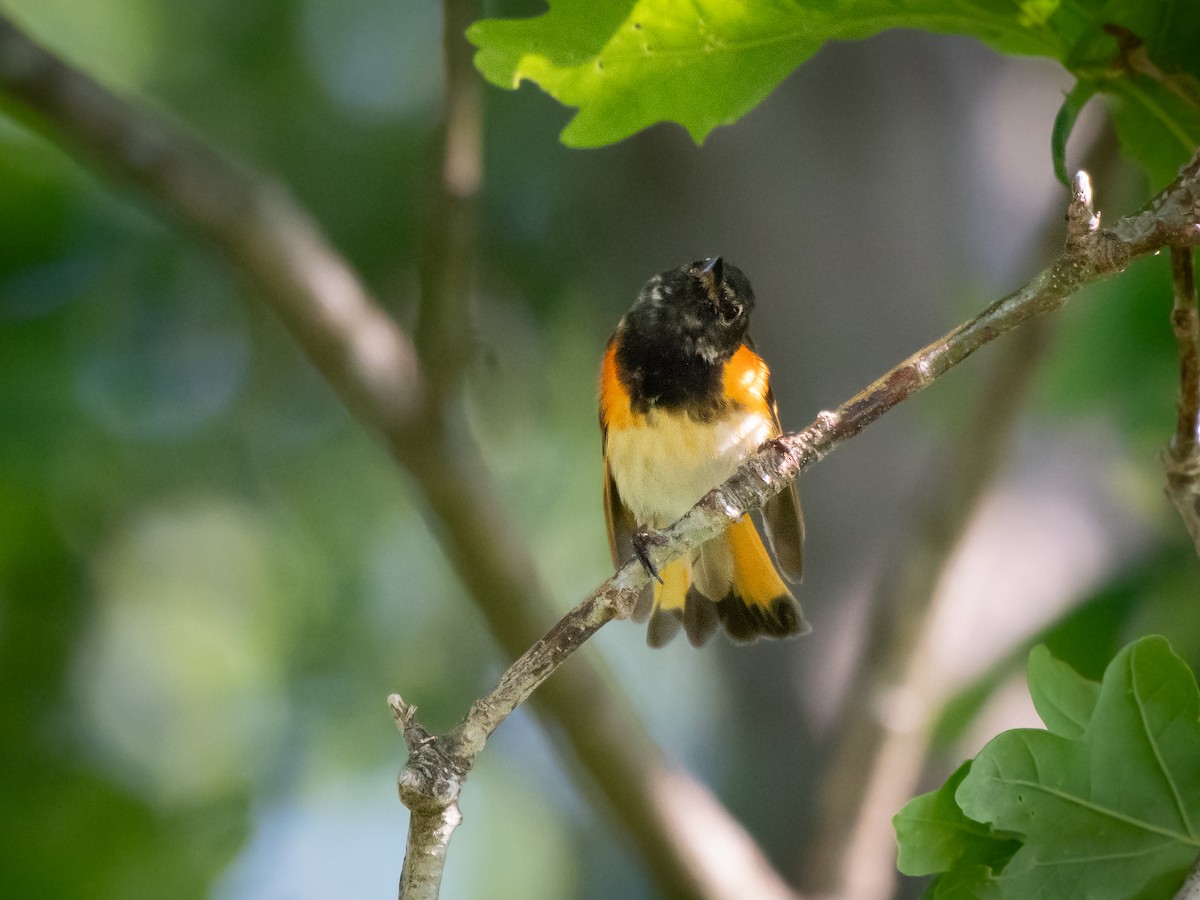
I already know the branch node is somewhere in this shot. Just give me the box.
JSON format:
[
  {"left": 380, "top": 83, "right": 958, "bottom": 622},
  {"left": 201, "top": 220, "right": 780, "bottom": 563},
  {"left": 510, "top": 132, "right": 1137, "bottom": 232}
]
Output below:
[
  {"left": 605, "top": 581, "right": 642, "bottom": 620},
  {"left": 398, "top": 740, "right": 464, "bottom": 814},
  {"left": 1067, "top": 170, "right": 1101, "bottom": 244},
  {"left": 1072, "top": 169, "right": 1094, "bottom": 209},
  {"left": 816, "top": 409, "right": 842, "bottom": 431},
  {"left": 389, "top": 693, "right": 416, "bottom": 725},
  {"left": 716, "top": 493, "right": 743, "bottom": 521},
  {"left": 389, "top": 692, "right": 442, "bottom": 761},
  {"left": 397, "top": 767, "right": 424, "bottom": 803}
]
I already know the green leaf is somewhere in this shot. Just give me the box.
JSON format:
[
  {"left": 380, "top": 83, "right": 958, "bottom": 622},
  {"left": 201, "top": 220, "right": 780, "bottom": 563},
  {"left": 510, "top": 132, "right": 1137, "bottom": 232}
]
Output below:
[
  {"left": 1026, "top": 644, "right": 1100, "bottom": 739},
  {"left": 469, "top": 1, "right": 823, "bottom": 147},
  {"left": 1106, "top": 72, "right": 1200, "bottom": 189},
  {"left": 469, "top": 0, "right": 1200, "bottom": 183},
  {"left": 468, "top": 0, "right": 1063, "bottom": 148},
  {"left": 957, "top": 637, "right": 1200, "bottom": 899},
  {"left": 895, "top": 761, "right": 1020, "bottom": 877}
]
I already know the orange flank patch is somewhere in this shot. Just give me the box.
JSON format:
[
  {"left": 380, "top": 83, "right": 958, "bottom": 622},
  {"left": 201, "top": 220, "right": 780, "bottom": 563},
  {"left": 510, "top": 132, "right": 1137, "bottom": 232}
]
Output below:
[
  {"left": 727, "top": 515, "right": 790, "bottom": 607},
  {"left": 599, "top": 342, "right": 636, "bottom": 431},
  {"left": 722, "top": 345, "right": 771, "bottom": 413}
]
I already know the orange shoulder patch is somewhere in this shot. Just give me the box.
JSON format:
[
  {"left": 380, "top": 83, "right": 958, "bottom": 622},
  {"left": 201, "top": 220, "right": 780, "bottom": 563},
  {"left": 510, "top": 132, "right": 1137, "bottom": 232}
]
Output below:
[
  {"left": 599, "top": 341, "right": 635, "bottom": 431},
  {"left": 722, "top": 345, "right": 771, "bottom": 413}
]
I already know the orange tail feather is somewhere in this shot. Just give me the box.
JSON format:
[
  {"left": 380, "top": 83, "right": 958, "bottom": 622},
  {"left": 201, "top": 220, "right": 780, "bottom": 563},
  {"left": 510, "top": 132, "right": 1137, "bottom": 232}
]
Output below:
[{"left": 644, "top": 516, "right": 808, "bottom": 647}]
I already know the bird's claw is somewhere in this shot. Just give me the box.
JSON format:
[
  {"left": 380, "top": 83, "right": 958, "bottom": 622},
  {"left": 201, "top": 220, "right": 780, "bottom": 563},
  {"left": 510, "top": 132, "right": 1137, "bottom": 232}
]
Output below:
[{"left": 632, "top": 528, "right": 667, "bottom": 584}]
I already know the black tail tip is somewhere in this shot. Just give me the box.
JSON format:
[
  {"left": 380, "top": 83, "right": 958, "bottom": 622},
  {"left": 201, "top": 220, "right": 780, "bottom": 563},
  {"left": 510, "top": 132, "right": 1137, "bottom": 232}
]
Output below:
[
  {"left": 716, "top": 595, "right": 809, "bottom": 644},
  {"left": 644, "top": 595, "right": 809, "bottom": 647},
  {"left": 646, "top": 607, "right": 683, "bottom": 648}
]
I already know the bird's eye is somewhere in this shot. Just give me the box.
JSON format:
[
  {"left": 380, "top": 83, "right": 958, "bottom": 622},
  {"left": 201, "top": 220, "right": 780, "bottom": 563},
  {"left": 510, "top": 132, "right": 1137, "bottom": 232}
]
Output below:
[{"left": 720, "top": 300, "right": 742, "bottom": 325}]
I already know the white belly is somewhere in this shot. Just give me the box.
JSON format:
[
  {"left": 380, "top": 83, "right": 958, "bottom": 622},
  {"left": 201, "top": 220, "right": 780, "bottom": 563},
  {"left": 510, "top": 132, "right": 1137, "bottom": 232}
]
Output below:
[{"left": 607, "top": 408, "right": 773, "bottom": 527}]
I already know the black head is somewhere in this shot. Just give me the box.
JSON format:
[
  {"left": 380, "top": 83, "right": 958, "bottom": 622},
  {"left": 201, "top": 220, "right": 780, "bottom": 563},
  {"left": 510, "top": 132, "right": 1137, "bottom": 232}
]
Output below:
[{"left": 624, "top": 257, "right": 755, "bottom": 364}]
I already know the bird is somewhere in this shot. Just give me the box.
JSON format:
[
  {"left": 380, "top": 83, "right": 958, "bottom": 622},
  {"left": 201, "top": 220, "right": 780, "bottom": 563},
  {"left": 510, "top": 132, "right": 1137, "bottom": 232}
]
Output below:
[{"left": 598, "top": 256, "right": 807, "bottom": 647}]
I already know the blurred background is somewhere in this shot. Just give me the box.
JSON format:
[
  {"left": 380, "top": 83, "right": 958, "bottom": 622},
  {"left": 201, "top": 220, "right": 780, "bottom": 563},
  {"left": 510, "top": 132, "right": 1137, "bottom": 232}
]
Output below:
[{"left": 1, "top": 0, "right": 1197, "bottom": 898}]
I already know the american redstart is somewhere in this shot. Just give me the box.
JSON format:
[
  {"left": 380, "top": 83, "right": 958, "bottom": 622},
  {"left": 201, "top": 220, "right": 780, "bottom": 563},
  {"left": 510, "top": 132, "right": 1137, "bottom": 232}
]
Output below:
[{"left": 599, "top": 257, "right": 808, "bottom": 647}]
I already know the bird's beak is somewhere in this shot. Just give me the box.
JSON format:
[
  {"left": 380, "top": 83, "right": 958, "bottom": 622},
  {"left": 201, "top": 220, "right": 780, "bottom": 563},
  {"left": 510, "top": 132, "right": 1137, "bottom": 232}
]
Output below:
[{"left": 699, "top": 257, "right": 724, "bottom": 302}]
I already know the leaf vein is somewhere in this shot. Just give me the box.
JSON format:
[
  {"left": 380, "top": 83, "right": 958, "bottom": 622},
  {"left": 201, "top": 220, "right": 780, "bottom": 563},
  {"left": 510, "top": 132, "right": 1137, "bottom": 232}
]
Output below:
[
  {"left": 1002, "top": 778, "right": 1200, "bottom": 847},
  {"left": 1132, "top": 656, "right": 1197, "bottom": 840}
]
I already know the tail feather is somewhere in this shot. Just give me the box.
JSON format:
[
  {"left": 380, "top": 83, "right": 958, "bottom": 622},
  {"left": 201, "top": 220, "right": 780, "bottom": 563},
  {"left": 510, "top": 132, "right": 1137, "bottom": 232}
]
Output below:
[
  {"left": 631, "top": 583, "right": 655, "bottom": 623},
  {"left": 690, "top": 540, "right": 732, "bottom": 605},
  {"left": 646, "top": 558, "right": 688, "bottom": 648},
  {"left": 727, "top": 515, "right": 791, "bottom": 609},
  {"left": 682, "top": 585, "right": 719, "bottom": 646},
  {"left": 647, "top": 607, "right": 682, "bottom": 648},
  {"left": 643, "top": 515, "right": 808, "bottom": 647},
  {"left": 717, "top": 515, "right": 809, "bottom": 643},
  {"left": 715, "top": 592, "right": 808, "bottom": 642}
]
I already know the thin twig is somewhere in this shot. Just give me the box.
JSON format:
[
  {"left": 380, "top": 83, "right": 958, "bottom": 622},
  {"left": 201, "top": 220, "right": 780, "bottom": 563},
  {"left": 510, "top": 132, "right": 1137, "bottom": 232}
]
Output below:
[
  {"left": 1163, "top": 247, "right": 1200, "bottom": 554},
  {"left": 0, "top": 15, "right": 796, "bottom": 900},
  {"left": 389, "top": 696, "right": 462, "bottom": 900},
  {"left": 416, "top": 0, "right": 482, "bottom": 397}
]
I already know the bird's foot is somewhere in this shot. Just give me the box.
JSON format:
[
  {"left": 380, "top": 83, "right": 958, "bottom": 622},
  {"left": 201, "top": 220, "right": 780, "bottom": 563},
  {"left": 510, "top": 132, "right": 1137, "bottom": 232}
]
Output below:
[{"left": 631, "top": 528, "right": 668, "bottom": 584}]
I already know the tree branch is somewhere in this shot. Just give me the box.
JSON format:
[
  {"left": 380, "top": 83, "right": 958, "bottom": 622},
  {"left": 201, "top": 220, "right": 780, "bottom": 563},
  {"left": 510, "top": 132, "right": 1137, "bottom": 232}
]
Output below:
[
  {"left": 1163, "top": 247, "right": 1200, "bottom": 554},
  {"left": 416, "top": 0, "right": 482, "bottom": 399},
  {"left": 0, "top": 14, "right": 796, "bottom": 900}
]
